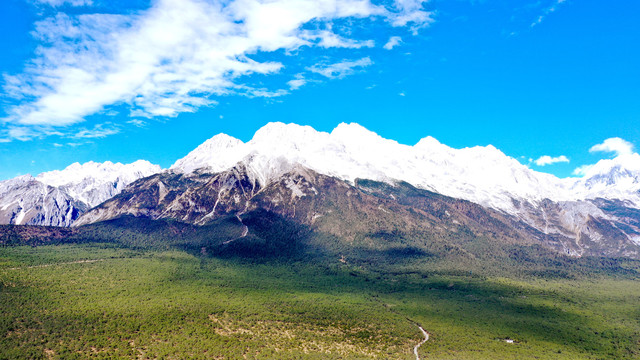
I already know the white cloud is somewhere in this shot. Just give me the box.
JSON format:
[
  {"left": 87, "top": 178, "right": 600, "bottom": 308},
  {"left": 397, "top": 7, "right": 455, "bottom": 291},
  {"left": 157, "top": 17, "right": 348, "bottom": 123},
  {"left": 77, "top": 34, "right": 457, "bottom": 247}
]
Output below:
[
  {"left": 390, "top": 0, "right": 434, "bottom": 31},
  {"left": 7, "top": 127, "right": 38, "bottom": 141},
  {"left": 66, "top": 141, "right": 91, "bottom": 147},
  {"left": 308, "top": 57, "right": 373, "bottom": 79},
  {"left": 383, "top": 36, "right": 402, "bottom": 50},
  {"left": 572, "top": 164, "right": 594, "bottom": 176},
  {"left": 534, "top": 155, "right": 569, "bottom": 166},
  {"left": 127, "top": 119, "right": 147, "bottom": 128},
  {"left": 301, "top": 29, "right": 375, "bottom": 49},
  {"left": 531, "top": 0, "right": 568, "bottom": 27},
  {"left": 589, "top": 137, "right": 634, "bottom": 157},
  {"left": 34, "top": 0, "right": 93, "bottom": 7},
  {"left": 572, "top": 137, "right": 637, "bottom": 177},
  {"left": 3, "top": 0, "right": 433, "bottom": 140},
  {"left": 287, "top": 78, "right": 307, "bottom": 90},
  {"left": 73, "top": 123, "right": 120, "bottom": 138}
]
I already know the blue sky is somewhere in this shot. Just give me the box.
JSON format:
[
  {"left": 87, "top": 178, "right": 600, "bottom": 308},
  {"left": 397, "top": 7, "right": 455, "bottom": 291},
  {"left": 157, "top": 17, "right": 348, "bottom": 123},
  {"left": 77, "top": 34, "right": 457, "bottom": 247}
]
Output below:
[{"left": 0, "top": 0, "right": 638, "bottom": 180}]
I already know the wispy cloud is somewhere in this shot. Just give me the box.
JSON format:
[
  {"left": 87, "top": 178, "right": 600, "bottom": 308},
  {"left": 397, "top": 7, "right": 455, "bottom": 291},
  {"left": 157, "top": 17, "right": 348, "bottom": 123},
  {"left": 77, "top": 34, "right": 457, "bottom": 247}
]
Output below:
[
  {"left": 308, "top": 57, "right": 373, "bottom": 79},
  {"left": 301, "top": 29, "right": 375, "bottom": 49},
  {"left": 390, "top": 0, "right": 434, "bottom": 32},
  {"left": 51, "top": 141, "right": 91, "bottom": 147},
  {"left": 73, "top": 123, "right": 120, "bottom": 138},
  {"left": 127, "top": 119, "right": 147, "bottom": 128},
  {"left": 531, "top": 0, "right": 567, "bottom": 27},
  {"left": 572, "top": 164, "right": 593, "bottom": 176},
  {"left": 287, "top": 74, "right": 308, "bottom": 90},
  {"left": 4, "top": 127, "right": 39, "bottom": 142},
  {"left": 383, "top": 36, "right": 403, "bottom": 50},
  {"left": 2, "top": 0, "right": 433, "bottom": 141},
  {"left": 34, "top": 0, "right": 93, "bottom": 7},
  {"left": 66, "top": 141, "right": 92, "bottom": 147},
  {"left": 534, "top": 155, "right": 569, "bottom": 166}
]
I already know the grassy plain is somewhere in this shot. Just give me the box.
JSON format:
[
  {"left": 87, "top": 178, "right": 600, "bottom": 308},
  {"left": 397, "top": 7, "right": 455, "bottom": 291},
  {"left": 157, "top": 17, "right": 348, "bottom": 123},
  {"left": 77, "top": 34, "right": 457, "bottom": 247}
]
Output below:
[{"left": 1, "top": 243, "right": 639, "bottom": 359}]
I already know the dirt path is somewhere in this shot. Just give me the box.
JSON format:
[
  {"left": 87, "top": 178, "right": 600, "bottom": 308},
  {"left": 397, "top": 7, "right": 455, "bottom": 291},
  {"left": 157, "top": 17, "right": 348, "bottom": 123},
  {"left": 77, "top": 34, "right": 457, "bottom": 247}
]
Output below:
[
  {"left": 368, "top": 295, "right": 430, "bottom": 359},
  {"left": 413, "top": 325, "right": 429, "bottom": 360},
  {"left": 5, "top": 259, "right": 105, "bottom": 270}
]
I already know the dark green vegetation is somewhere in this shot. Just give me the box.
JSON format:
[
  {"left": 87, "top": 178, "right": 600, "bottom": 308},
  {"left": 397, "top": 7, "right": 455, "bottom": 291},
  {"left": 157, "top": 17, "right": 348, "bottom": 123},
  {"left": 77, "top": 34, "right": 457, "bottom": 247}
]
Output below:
[{"left": 2, "top": 215, "right": 640, "bottom": 359}]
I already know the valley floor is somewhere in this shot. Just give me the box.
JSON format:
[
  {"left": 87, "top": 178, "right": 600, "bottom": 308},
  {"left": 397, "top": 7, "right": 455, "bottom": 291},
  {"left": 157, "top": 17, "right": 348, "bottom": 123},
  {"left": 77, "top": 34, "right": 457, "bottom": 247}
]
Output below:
[{"left": 1, "top": 244, "right": 639, "bottom": 359}]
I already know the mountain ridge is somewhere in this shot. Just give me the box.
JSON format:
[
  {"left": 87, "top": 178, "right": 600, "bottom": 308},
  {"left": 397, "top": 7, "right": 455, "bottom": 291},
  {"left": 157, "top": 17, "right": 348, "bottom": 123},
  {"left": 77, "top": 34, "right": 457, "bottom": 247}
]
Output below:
[
  {"left": 74, "top": 162, "right": 640, "bottom": 259},
  {"left": 170, "top": 122, "right": 640, "bottom": 213},
  {"left": 2, "top": 122, "right": 640, "bottom": 260},
  {"left": 0, "top": 160, "right": 161, "bottom": 226}
]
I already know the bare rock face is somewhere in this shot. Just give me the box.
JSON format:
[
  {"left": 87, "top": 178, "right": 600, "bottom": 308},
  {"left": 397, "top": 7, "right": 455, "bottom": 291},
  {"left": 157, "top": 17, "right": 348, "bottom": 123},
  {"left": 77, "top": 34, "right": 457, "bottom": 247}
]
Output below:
[
  {"left": 0, "top": 176, "right": 86, "bottom": 227},
  {"left": 5, "top": 123, "right": 640, "bottom": 259},
  {"left": 74, "top": 163, "right": 640, "bottom": 259},
  {"left": 0, "top": 161, "right": 161, "bottom": 226},
  {"left": 509, "top": 198, "right": 640, "bottom": 258}
]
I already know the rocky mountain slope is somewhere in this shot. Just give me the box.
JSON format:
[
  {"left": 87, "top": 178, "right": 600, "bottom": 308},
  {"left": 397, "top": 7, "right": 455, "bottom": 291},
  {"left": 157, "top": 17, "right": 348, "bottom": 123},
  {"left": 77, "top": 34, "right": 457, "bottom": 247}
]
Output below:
[
  {"left": 75, "top": 162, "right": 640, "bottom": 259},
  {"left": 169, "top": 122, "right": 640, "bottom": 257},
  {"left": 3, "top": 122, "right": 640, "bottom": 259},
  {"left": 0, "top": 160, "right": 161, "bottom": 226}
]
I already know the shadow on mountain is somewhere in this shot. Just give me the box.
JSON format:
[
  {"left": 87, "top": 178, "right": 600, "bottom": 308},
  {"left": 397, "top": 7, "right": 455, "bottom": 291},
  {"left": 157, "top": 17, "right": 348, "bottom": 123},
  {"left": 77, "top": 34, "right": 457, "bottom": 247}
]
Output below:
[{"left": 205, "top": 209, "right": 310, "bottom": 259}]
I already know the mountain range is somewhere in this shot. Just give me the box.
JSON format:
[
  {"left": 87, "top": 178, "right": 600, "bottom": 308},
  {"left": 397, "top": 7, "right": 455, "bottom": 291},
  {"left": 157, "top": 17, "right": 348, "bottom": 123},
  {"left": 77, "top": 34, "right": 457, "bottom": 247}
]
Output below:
[
  {"left": 0, "top": 161, "right": 160, "bottom": 226},
  {"left": 2, "top": 122, "right": 640, "bottom": 258}
]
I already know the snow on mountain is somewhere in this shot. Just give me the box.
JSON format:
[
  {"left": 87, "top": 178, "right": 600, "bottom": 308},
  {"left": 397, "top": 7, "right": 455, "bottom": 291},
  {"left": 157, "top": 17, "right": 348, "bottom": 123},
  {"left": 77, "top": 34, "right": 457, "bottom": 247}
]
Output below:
[
  {"left": 165, "top": 122, "right": 640, "bottom": 256},
  {"left": 37, "top": 160, "right": 162, "bottom": 207},
  {"left": 571, "top": 153, "right": 640, "bottom": 204},
  {"left": 171, "top": 122, "right": 611, "bottom": 213},
  {"left": 171, "top": 134, "right": 244, "bottom": 174},
  {"left": 0, "top": 175, "right": 86, "bottom": 227},
  {"left": 0, "top": 160, "right": 161, "bottom": 226},
  {"left": 3, "top": 121, "right": 639, "bottom": 235}
]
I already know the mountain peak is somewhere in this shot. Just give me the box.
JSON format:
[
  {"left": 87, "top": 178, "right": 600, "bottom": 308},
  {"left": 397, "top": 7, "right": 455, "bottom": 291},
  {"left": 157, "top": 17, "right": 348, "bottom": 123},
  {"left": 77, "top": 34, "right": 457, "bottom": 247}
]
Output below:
[
  {"left": 203, "top": 133, "right": 243, "bottom": 148},
  {"left": 37, "top": 160, "right": 160, "bottom": 188},
  {"left": 251, "top": 122, "right": 330, "bottom": 151},
  {"left": 415, "top": 135, "right": 442, "bottom": 148},
  {"left": 331, "top": 122, "right": 397, "bottom": 149},
  {"left": 171, "top": 133, "right": 243, "bottom": 174},
  {"left": 34, "top": 160, "right": 161, "bottom": 207},
  {"left": 166, "top": 122, "right": 640, "bottom": 213}
]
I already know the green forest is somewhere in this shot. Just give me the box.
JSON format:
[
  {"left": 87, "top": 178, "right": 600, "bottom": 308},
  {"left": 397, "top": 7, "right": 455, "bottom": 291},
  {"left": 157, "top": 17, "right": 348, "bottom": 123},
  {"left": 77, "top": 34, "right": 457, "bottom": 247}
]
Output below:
[{"left": 2, "top": 238, "right": 640, "bottom": 359}]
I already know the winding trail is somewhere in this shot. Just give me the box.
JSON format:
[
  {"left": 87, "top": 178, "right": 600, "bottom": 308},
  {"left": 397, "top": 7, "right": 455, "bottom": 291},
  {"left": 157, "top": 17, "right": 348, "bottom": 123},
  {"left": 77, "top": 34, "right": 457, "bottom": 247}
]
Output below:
[
  {"left": 238, "top": 214, "right": 249, "bottom": 237},
  {"left": 222, "top": 214, "right": 249, "bottom": 245},
  {"left": 369, "top": 295, "right": 430, "bottom": 359},
  {"left": 413, "top": 325, "right": 429, "bottom": 360}
]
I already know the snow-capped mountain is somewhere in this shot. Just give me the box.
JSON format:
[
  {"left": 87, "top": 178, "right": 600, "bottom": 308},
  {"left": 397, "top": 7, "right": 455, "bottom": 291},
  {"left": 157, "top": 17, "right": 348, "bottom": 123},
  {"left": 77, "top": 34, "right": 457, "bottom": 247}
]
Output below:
[
  {"left": 167, "top": 122, "right": 640, "bottom": 257},
  {"left": 170, "top": 122, "right": 640, "bottom": 212},
  {"left": 37, "top": 160, "right": 162, "bottom": 207},
  {"left": 0, "top": 160, "right": 161, "bottom": 226},
  {"left": 572, "top": 153, "right": 640, "bottom": 201},
  {"left": 3, "top": 121, "right": 640, "bottom": 258},
  {"left": 0, "top": 175, "right": 85, "bottom": 227}
]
